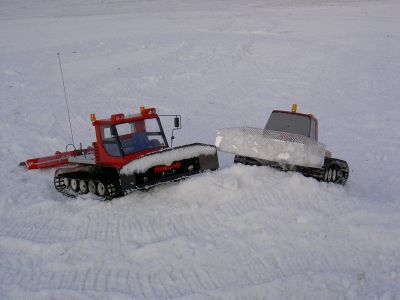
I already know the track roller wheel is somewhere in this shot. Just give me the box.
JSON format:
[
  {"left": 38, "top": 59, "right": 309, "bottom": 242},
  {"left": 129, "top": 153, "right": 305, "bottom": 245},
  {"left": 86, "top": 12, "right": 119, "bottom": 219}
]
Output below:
[
  {"left": 97, "top": 182, "right": 106, "bottom": 197},
  {"left": 71, "top": 179, "right": 79, "bottom": 191},
  {"left": 79, "top": 180, "right": 88, "bottom": 193},
  {"left": 96, "top": 181, "right": 118, "bottom": 200},
  {"left": 88, "top": 181, "right": 96, "bottom": 194},
  {"left": 63, "top": 178, "right": 70, "bottom": 187}
]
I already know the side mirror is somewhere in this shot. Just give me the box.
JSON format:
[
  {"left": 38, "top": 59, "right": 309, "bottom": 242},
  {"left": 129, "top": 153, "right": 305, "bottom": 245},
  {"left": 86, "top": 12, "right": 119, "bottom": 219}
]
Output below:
[
  {"left": 170, "top": 115, "right": 181, "bottom": 147},
  {"left": 174, "top": 116, "right": 180, "bottom": 128},
  {"left": 158, "top": 114, "right": 181, "bottom": 147}
]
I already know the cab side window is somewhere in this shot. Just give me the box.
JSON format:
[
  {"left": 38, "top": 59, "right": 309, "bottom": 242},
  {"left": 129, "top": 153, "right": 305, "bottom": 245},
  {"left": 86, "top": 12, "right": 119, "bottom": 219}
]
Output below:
[{"left": 101, "top": 125, "right": 122, "bottom": 156}]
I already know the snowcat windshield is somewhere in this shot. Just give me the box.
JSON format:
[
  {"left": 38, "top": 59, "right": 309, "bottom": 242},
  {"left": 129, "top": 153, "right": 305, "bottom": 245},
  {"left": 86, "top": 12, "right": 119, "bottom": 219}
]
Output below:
[
  {"left": 265, "top": 112, "right": 314, "bottom": 138},
  {"left": 101, "top": 118, "right": 168, "bottom": 157}
]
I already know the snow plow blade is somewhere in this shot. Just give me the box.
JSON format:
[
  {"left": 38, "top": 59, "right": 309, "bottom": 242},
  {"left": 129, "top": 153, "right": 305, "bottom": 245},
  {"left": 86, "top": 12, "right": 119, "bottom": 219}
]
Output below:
[
  {"left": 215, "top": 127, "right": 326, "bottom": 168},
  {"left": 20, "top": 150, "right": 81, "bottom": 170},
  {"left": 119, "top": 143, "right": 218, "bottom": 193}
]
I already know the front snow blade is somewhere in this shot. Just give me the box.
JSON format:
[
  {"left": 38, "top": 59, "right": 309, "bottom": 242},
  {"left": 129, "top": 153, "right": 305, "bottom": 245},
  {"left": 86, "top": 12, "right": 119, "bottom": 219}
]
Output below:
[
  {"left": 119, "top": 143, "right": 218, "bottom": 193},
  {"left": 216, "top": 127, "right": 326, "bottom": 168}
]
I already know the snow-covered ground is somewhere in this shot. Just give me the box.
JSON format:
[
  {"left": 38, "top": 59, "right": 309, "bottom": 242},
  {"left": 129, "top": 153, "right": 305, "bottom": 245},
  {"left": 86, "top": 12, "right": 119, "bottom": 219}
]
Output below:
[{"left": 1, "top": 0, "right": 400, "bottom": 298}]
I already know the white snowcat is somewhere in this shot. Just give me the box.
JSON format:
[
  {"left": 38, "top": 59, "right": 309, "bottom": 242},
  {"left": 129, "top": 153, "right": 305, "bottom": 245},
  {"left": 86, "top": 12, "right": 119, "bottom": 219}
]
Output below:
[{"left": 215, "top": 104, "right": 349, "bottom": 185}]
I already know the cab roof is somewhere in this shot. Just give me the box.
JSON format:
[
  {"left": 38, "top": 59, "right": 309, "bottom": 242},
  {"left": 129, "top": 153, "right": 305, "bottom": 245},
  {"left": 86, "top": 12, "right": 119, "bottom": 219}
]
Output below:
[{"left": 91, "top": 107, "right": 158, "bottom": 126}]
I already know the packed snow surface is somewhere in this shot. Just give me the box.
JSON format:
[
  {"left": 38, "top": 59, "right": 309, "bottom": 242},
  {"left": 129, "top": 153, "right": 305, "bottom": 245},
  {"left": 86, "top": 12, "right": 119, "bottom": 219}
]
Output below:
[
  {"left": 1, "top": 0, "right": 400, "bottom": 299},
  {"left": 121, "top": 144, "right": 216, "bottom": 174},
  {"left": 216, "top": 127, "right": 326, "bottom": 167}
]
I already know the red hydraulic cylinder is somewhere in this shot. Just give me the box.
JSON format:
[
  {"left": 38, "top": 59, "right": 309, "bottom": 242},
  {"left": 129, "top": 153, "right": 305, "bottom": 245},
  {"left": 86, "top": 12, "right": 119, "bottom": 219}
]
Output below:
[{"left": 21, "top": 150, "right": 80, "bottom": 170}]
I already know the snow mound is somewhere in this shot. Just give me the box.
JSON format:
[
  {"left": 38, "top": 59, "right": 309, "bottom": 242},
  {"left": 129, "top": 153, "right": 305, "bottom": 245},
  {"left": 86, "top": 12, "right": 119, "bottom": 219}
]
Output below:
[
  {"left": 121, "top": 143, "right": 216, "bottom": 174},
  {"left": 216, "top": 127, "right": 326, "bottom": 168}
]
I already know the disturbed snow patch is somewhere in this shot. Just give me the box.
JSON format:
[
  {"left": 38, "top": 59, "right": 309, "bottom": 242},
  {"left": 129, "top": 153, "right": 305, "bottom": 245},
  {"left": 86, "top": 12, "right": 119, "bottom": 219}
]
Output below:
[
  {"left": 216, "top": 127, "right": 326, "bottom": 168},
  {"left": 121, "top": 144, "right": 216, "bottom": 174}
]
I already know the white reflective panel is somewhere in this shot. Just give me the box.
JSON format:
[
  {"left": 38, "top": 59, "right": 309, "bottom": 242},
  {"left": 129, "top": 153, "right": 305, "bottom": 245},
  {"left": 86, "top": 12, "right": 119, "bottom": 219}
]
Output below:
[
  {"left": 116, "top": 122, "right": 133, "bottom": 136},
  {"left": 144, "top": 118, "right": 162, "bottom": 133}
]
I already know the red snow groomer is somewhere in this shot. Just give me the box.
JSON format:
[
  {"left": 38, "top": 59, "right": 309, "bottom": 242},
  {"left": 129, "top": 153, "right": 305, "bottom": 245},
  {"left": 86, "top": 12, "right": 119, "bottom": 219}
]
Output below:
[
  {"left": 216, "top": 104, "right": 349, "bottom": 185},
  {"left": 21, "top": 107, "right": 219, "bottom": 200}
]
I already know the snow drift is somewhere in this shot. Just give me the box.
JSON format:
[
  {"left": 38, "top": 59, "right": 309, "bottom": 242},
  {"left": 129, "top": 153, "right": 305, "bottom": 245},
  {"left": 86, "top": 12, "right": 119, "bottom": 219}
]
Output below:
[{"left": 216, "top": 127, "right": 326, "bottom": 168}]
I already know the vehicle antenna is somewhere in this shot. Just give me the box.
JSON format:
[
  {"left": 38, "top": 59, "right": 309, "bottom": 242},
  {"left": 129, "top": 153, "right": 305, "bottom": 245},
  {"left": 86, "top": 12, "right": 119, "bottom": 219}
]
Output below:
[{"left": 57, "top": 52, "right": 75, "bottom": 147}]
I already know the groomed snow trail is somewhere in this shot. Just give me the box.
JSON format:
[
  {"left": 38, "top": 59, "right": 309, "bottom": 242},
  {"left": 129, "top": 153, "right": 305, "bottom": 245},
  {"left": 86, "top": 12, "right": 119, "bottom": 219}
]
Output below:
[{"left": 1, "top": 0, "right": 400, "bottom": 299}]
